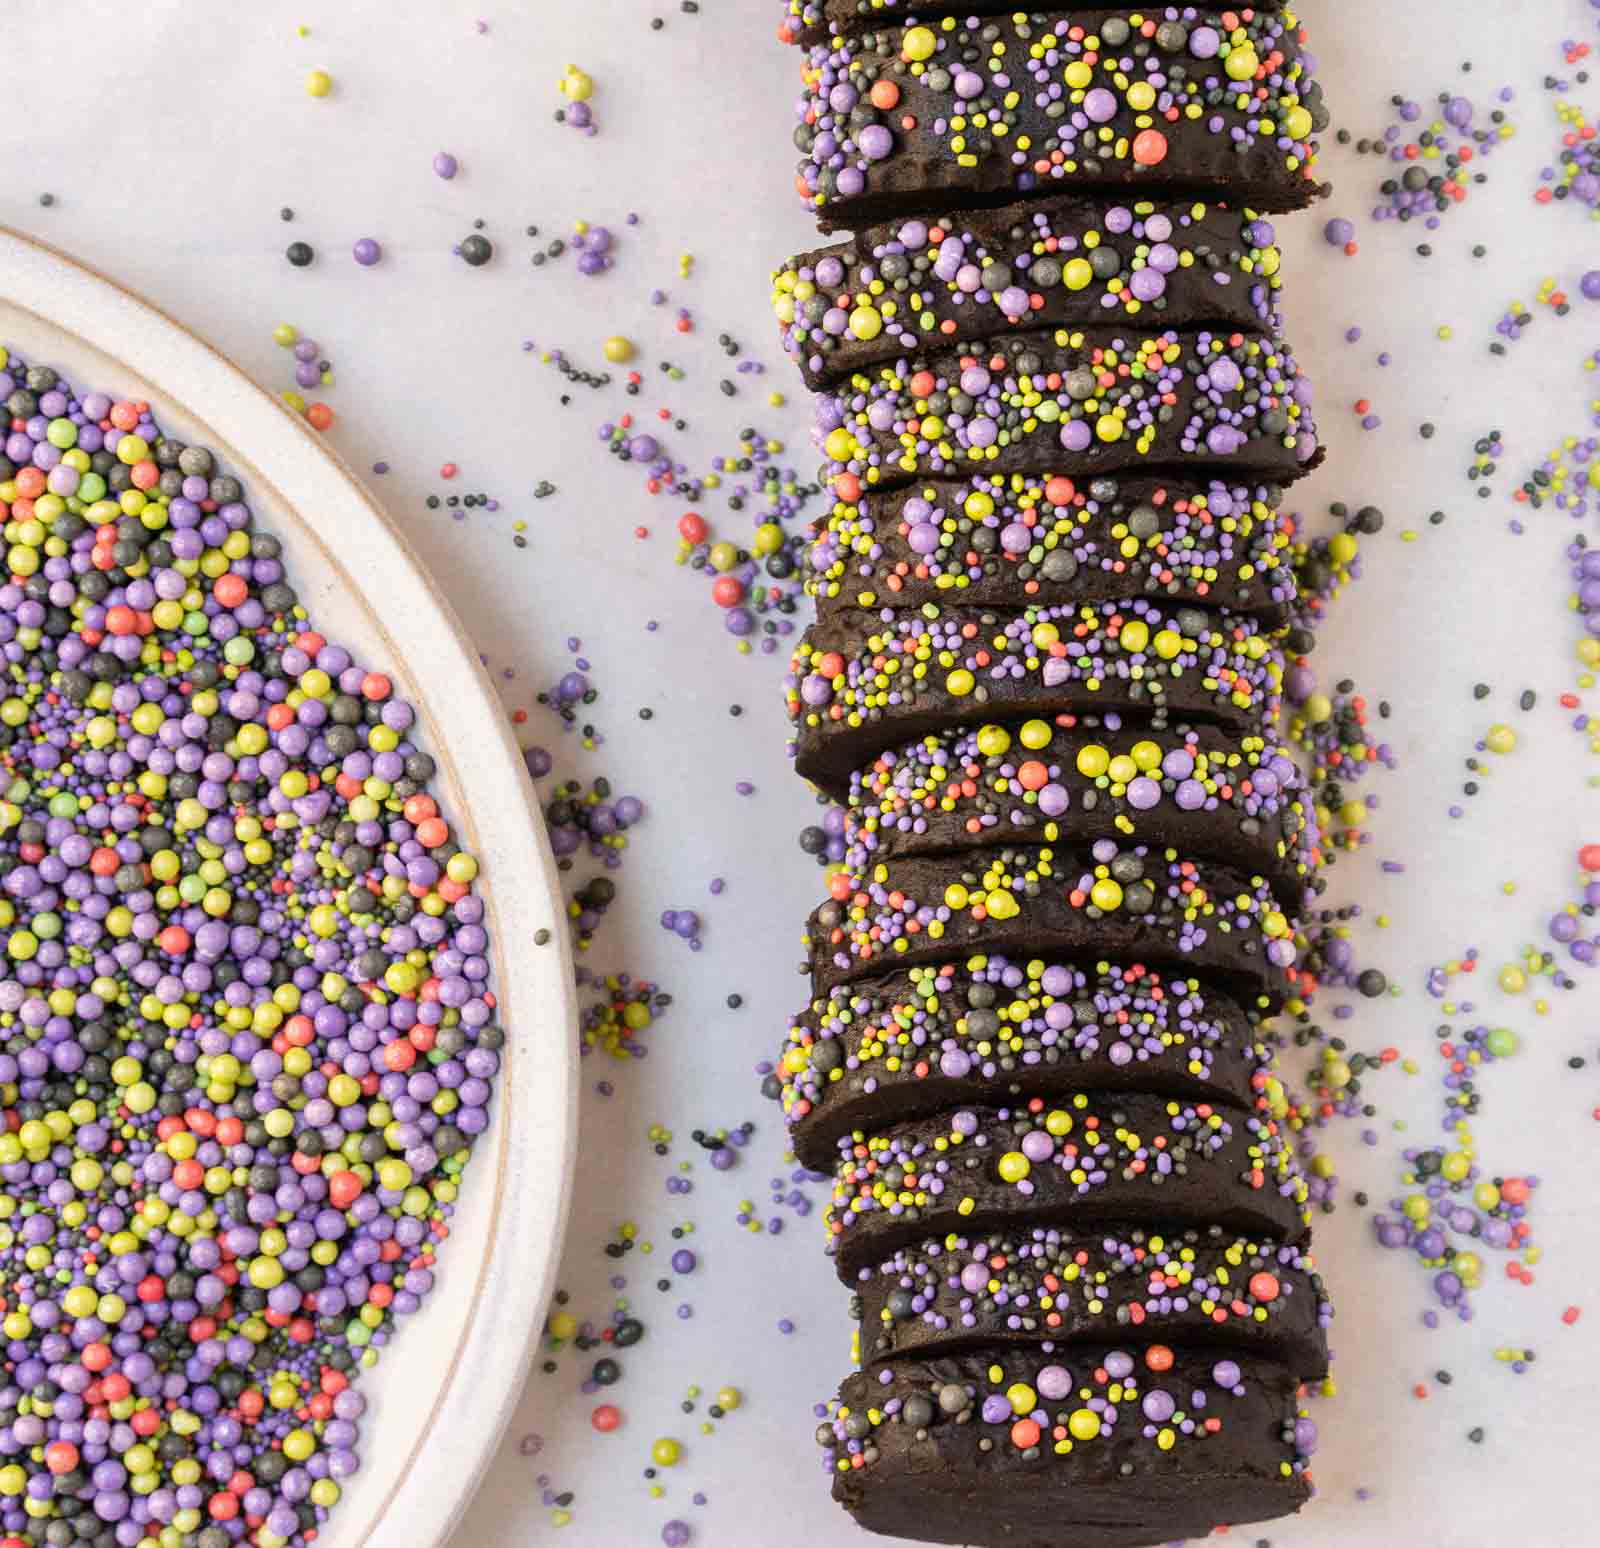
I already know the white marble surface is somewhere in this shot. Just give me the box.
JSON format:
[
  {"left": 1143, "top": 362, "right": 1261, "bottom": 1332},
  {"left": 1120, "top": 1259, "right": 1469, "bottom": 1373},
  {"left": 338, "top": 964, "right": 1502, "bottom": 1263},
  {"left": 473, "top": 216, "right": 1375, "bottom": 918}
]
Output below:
[{"left": 7, "top": 1, "right": 1600, "bottom": 1544}]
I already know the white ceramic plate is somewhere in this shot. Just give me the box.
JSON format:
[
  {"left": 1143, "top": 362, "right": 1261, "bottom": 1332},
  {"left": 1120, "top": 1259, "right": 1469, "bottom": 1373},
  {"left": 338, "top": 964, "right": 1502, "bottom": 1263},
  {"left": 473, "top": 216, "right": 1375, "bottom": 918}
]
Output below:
[{"left": 0, "top": 226, "right": 577, "bottom": 1548}]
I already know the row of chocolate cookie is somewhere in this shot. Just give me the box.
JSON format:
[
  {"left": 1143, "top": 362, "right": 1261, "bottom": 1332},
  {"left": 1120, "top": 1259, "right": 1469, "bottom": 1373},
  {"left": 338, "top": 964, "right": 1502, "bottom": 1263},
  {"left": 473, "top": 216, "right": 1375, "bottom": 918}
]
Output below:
[{"left": 767, "top": 8, "right": 1332, "bottom": 1543}]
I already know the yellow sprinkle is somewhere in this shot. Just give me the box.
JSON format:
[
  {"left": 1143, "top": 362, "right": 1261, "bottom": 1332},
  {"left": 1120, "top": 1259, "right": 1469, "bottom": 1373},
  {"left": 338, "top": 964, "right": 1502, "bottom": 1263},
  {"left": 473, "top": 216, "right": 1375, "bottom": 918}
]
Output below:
[{"left": 559, "top": 66, "right": 594, "bottom": 103}]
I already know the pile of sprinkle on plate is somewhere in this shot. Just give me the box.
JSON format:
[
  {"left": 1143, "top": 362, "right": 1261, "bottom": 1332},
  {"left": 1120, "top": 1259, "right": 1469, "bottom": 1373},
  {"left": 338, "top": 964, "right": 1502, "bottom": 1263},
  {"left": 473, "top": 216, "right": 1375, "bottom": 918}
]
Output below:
[{"left": 0, "top": 346, "right": 502, "bottom": 1548}]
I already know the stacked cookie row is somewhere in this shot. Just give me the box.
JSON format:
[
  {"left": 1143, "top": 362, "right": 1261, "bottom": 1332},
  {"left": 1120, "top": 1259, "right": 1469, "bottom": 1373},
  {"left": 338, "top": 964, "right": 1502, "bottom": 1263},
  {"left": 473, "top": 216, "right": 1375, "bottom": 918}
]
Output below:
[{"left": 769, "top": 8, "right": 1333, "bottom": 1546}]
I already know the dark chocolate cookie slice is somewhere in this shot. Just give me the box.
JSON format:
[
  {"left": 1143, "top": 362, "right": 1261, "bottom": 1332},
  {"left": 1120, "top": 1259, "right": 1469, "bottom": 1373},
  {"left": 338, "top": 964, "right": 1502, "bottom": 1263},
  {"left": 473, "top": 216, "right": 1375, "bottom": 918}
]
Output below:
[
  {"left": 824, "top": 1090, "right": 1311, "bottom": 1274},
  {"left": 795, "top": 9, "right": 1328, "bottom": 227},
  {"left": 821, "top": 1346, "right": 1316, "bottom": 1548},
  {"left": 776, "top": 199, "right": 1284, "bottom": 390},
  {"left": 840, "top": 718, "right": 1318, "bottom": 902},
  {"left": 853, "top": 1223, "right": 1330, "bottom": 1378},
  {"left": 788, "top": 599, "right": 1284, "bottom": 794},
  {"left": 804, "top": 842, "right": 1298, "bottom": 1002},
  {"left": 814, "top": 326, "right": 1320, "bottom": 492},
  {"left": 779, "top": 0, "right": 1295, "bottom": 49},
  {"left": 805, "top": 472, "right": 1297, "bottom": 620},
  {"left": 777, "top": 957, "right": 1273, "bottom": 1166}
]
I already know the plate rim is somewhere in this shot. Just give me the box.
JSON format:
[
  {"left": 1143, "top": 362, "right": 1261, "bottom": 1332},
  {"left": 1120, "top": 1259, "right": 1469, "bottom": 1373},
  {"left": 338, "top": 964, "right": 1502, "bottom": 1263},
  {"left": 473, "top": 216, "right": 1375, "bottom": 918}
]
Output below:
[{"left": 0, "top": 222, "right": 578, "bottom": 1548}]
